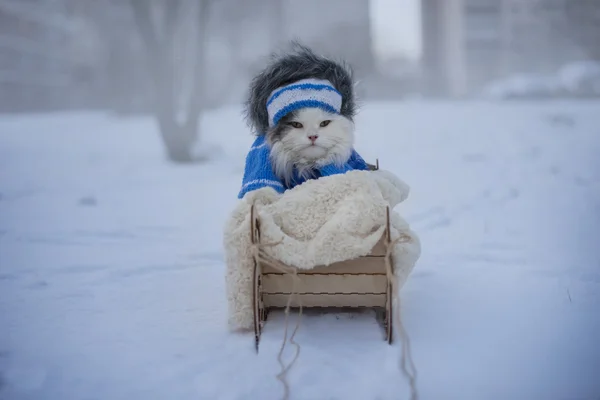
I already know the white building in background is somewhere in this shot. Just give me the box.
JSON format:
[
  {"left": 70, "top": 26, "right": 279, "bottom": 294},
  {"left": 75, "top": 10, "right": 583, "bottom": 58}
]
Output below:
[{"left": 420, "top": 0, "right": 600, "bottom": 96}]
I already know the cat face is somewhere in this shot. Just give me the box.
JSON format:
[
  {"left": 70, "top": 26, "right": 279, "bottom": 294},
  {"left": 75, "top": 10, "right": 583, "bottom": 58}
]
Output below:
[{"left": 266, "top": 107, "right": 354, "bottom": 184}]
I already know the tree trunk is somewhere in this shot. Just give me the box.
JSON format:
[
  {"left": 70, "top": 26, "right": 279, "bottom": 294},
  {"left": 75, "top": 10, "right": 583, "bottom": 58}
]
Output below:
[{"left": 130, "top": 0, "right": 210, "bottom": 163}]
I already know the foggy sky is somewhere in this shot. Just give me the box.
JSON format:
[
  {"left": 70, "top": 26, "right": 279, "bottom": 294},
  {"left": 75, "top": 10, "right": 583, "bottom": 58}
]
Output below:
[{"left": 371, "top": 0, "right": 421, "bottom": 60}]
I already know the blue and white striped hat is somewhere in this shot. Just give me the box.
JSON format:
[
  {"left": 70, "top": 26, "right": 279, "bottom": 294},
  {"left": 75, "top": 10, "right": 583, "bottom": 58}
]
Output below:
[{"left": 266, "top": 78, "right": 342, "bottom": 127}]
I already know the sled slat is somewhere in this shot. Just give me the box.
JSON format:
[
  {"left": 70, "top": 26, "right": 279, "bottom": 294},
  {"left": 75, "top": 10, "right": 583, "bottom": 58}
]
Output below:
[
  {"left": 262, "top": 256, "right": 387, "bottom": 275},
  {"left": 263, "top": 293, "right": 387, "bottom": 308},
  {"left": 263, "top": 274, "right": 387, "bottom": 295}
]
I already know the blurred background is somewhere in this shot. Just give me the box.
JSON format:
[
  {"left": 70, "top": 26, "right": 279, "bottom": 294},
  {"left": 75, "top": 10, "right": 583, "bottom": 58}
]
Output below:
[
  {"left": 1, "top": 2, "right": 600, "bottom": 399},
  {"left": 3, "top": 0, "right": 600, "bottom": 110},
  {"left": 2, "top": 0, "right": 599, "bottom": 154}
]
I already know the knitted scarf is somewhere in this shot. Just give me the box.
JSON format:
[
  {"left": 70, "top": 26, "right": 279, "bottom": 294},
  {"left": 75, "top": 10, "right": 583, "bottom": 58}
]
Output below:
[{"left": 238, "top": 134, "right": 369, "bottom": 199}]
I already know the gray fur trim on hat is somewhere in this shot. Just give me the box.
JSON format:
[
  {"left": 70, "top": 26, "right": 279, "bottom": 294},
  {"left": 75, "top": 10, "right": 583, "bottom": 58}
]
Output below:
[{"left": 243, "top": 41, "right": 357, "bottom": 135}]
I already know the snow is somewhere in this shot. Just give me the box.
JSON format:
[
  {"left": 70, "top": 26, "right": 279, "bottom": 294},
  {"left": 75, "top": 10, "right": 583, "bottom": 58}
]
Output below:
[
  {"left": 558, "top": 61, "right": 600, "bottom": 95},
  {"left": 1, "top": 101, "right": 600, "bottom": 400},
  {"left": 482, "top": 73, "right": 564, "bottom": 99},
  {"left": 483, "top": 61, "right": 600, "bottom": 99}
]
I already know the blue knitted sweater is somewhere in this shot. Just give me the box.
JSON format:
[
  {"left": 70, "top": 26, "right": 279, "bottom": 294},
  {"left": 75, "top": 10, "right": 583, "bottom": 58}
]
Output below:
[{"left": 238, "top": 135, "right": 369, "bottom": 199}]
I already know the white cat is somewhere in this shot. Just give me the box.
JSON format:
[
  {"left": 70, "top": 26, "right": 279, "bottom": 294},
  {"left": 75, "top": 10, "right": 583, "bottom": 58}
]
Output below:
[{"left": 266, "top": 108, "right": 355, "bottom": 187}]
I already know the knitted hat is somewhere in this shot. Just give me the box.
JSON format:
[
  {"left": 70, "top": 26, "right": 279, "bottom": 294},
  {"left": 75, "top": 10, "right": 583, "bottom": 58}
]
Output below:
[
  {"left": 266, "top": 78, "right": 343, "bottom": 127},
  {"left": 244, "top": 42, "right": 357, "bottom": 135}
]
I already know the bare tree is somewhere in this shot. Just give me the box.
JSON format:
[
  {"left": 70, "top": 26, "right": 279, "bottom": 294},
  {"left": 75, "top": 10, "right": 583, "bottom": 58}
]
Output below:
[
  {"left": 565, "top": 1, "right": 600, "bottom": 61},
  {"left": 130, "top": 0, "right": 210, "bottom": 163}
]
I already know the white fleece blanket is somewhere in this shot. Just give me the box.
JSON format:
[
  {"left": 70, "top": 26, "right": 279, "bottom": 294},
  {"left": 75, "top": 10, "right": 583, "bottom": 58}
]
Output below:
[{"left": 223, "top": 169, "right": 421, "bottom": 331}]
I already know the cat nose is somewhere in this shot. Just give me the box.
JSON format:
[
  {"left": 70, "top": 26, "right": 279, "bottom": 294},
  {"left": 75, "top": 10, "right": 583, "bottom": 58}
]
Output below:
[{"left": 308, "top": 135, "right": 318, "bottom": 143}]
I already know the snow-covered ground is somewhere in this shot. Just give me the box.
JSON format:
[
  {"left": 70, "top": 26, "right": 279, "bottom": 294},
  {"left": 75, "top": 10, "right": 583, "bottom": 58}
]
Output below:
[
  {"left": 482, "top": 60, "right": 600, "bottom": 99},
  {"left": 1, "top": 101, "right": 599, "bottom": 400}
]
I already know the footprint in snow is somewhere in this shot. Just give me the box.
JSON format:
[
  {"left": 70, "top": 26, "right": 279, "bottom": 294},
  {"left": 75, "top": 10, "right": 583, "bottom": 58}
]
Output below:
[
  {"left": 546, "top": 113, "right": 576, "bottom": 128},
  {"left": 26, "top": 281, "right": 49, "bottom": 290},
  {"left": 421, "top": 217, "right": 452, "bottom": 231},
  {"left": 549, "top": 165, "right": 561, "bottom": 176},
  {"left": 478, "top": 242, "right": 523, "bottom": 251},
  {"left": 0, "top": 274, "right": 16, "bottom": 281},
  {"left": 53, "top": 264, "right": 109, "bottom": 276},
  {"left": 188, "top": 252, "right": 224, "bottom": 264},
  {"left": 407, "top": 206, "right": 445, "bottom": 224},
  {"left": 78, "top": 196, "right": 97, "bottom": 207},
  {"left": 112, "top": 262, "right": 197, "bottom": 279},
  {"left": 462, "top": 153, "right": 487, "bottom": 163},
  {"left": 411, "top": 270, "right": 435, "bottom": 279}
]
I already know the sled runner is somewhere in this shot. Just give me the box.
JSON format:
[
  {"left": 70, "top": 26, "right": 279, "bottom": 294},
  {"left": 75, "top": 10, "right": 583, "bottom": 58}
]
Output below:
[{"left": 250, "top": 202, "right": 395, "bottom": 351}]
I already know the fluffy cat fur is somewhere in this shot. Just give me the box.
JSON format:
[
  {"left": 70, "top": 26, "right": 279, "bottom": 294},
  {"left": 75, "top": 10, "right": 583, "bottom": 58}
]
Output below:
[{"left": 266, "top": 107, "right": 355, "bottom": 187}]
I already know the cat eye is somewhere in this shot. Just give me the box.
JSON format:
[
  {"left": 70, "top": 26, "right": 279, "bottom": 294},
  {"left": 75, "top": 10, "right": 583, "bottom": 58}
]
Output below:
[
  {"left": 288, "top": 121, "right": 303, "bottom": 128},
  {"left": 320, "top": 120, "right": 331, "bottom": 127}
]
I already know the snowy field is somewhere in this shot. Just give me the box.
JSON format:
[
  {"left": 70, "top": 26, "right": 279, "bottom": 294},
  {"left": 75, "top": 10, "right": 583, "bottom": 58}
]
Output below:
[{"left": 1, "top": 101, "right": 599, "bottom": 400}]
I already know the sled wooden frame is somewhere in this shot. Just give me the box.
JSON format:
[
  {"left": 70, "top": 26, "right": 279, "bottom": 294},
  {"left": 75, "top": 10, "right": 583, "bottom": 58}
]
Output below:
[{"left": 250, "top": 200, "right": 395, "bottom": 352}]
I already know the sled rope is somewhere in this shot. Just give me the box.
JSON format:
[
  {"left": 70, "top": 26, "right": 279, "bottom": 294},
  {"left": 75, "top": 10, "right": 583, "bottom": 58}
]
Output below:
[
  {"left": 384, "top": 233, "right": 419, "bottom": 400},
  {"left": 258, "top": 253, "right": 303, "bottom": 400},
  {"left": 248, "top": 208, "right": 302, "bottom": 400}
]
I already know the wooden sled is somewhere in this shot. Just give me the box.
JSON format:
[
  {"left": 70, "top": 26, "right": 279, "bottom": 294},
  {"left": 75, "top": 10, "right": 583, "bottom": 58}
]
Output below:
[{"left": 250, "top": 203, "right": 395, "bottom": 352}]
